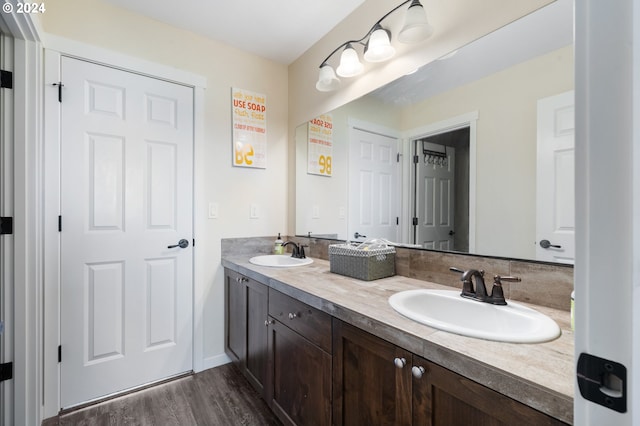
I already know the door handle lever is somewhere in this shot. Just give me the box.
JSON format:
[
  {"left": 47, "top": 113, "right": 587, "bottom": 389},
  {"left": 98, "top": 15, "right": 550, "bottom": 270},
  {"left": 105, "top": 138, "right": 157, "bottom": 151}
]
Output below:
[
  {"left": 168, "top": 239, "right": 189, "bottom": 249},
  {"left": 540, "top": 239, "right": 561, "bottom": 249}
]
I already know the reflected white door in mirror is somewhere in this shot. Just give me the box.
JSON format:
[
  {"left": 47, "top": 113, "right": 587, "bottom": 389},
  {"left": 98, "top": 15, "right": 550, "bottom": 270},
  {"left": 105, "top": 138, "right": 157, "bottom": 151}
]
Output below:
[
  {"left": 536, "top": 90, "right": 575, "bottom": 264},
  {"left": 348, "top": 126, "right": 401, "bottom": 243}
]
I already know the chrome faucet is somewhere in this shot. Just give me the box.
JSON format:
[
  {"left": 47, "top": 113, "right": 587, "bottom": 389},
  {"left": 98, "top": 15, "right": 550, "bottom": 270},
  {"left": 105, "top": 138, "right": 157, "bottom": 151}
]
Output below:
[
  {"left": 449, "top": 267, "right": 521, "bottom": 305},
  {"left": 282, "top": 241, "right": 307, "bottom": 259}
]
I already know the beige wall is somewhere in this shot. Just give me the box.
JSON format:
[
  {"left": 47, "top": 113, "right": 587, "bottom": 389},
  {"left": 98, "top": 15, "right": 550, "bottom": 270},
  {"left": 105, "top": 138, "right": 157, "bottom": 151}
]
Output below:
[
  {"left": 39, "top": 0, "right": 289, "bottom": 370},
  {"left": 401, "top": 45, "right": 574, "bottom": 258}
]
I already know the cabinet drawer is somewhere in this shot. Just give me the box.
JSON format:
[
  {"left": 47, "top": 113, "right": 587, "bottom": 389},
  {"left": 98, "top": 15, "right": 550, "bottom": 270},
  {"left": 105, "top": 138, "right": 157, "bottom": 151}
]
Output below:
[{"left": 269, "top": 289, "right": 332, "bottom": 353}]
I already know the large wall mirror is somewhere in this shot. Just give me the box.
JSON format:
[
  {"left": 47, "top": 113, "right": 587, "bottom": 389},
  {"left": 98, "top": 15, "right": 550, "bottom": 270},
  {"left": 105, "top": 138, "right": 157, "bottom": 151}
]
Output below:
[{"left": 295, "top": 0, "right": 574, "bottom": 263}]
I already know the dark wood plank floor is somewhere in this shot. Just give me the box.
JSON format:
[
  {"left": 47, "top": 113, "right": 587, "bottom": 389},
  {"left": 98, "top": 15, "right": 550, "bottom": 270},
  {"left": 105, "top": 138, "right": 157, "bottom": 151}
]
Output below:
[{"left": 43, "top": 363, "right": 281, "bottom": 426}]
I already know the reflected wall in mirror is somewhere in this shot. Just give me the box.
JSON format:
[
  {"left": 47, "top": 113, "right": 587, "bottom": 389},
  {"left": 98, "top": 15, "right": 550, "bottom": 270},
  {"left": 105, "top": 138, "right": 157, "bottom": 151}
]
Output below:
[{"left": 295, "top": 0, "right": 574, "bottom": 262}]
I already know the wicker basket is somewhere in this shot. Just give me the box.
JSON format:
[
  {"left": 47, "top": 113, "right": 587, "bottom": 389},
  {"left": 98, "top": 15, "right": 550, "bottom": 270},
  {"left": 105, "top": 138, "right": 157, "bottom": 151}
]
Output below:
[{"left": 329, "top": 243, "right": 396, "bottom": 281}]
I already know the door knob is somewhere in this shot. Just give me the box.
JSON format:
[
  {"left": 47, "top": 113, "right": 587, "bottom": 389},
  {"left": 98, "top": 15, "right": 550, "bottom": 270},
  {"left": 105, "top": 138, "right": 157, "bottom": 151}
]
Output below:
[
  {"left": 167, "top": 239, "right": 189, "bottom": 249},
  {"left": 354, "top": 232, "right": 367, "bottom": 239},
  {"left": 539, "top": 239, "right": 561, "bottom": 249}
]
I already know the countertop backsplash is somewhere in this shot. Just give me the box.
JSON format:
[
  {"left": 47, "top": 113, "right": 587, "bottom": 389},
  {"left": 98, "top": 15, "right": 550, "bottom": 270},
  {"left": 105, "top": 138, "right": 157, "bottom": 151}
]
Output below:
[{"left": 221, "top": 235, "right": 574, "bottom": 311}]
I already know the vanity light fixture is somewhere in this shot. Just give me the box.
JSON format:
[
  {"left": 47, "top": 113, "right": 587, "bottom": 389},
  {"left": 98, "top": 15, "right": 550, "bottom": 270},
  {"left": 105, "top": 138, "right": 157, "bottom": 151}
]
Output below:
[{"left": 315, "top": 0, "right": 434, "bottom": 92}]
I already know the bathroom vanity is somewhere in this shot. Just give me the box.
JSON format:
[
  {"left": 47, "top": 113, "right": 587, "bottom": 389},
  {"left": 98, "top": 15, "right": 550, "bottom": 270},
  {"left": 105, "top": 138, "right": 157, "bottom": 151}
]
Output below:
[{"left": 222, "top": 243, "right": 573, "bottom": 425}]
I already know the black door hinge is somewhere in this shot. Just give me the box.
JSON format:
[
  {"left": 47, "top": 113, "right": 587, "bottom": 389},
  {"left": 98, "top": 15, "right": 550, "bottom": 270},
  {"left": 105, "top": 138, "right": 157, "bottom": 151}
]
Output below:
[
  {"left": 396, "top": 217, "right": 399, "bottom": 225},
  {"left": 52, "top": 82, "right": 64, "bottom": 102},
  {"left": 0, "top": 217, "right": 13, "bottom": 235},
  {"left": 412, "top": 217, "right": 418, "bottom": 226},
  {"left": 58, "top": 215, "right": 62, "bottom": 232},
  {"left": 58, "top": 345, "right": 62, "bottom": 363},
  {"left": 0, "top": 362, "right": 13, "bottom": 382},
  {"left": 0, "top": 70, "right": 12, "bottom": 89},
  {"left": 192, "top": 239, "right": 196, "bottom": 247},
  {"left": 413, "top": 155, "right": 419, "bottom": 164}
]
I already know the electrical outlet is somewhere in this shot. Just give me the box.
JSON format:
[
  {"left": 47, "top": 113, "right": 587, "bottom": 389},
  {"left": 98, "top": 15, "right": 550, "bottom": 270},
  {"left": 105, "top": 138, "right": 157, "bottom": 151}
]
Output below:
[{"left": 250, "top": 204, "right": 260, "bottom": 219}]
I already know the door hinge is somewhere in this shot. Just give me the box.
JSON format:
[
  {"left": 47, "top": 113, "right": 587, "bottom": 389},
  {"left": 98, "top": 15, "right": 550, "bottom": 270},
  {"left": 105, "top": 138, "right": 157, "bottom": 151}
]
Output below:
[
  {"left": 577, "top": 353, "right": 626, "bottom": 413},
  {"left": 192, "top": 239, "right": 195, "bottom": 247},
  {"left": 412, "top": 217, "right": 418, "bottom": 226},
  {"left": 0, "top": 70, "right": 12, "bottom": 89},
  {"left": 58, "top": 215, "right": 62, "bottom": 232},
  {"left": 58, "top": 345, "right": 62, "bottom": 363},
  {"left": 396, "top": 217, "right": 399, "bottom": 225},
  {"left": 52, "top": 82, "right": 64, "bottom": 102},
  {"left": 0, "top": 362, "right": 13, "bottom": 382},
  {"left": 396, "top": 153, "right": 400, "bottom": 163},
  {"left": 0, "top": 217, "right": 13, "bottom": 235},
  {"left": 413, "top": 155, "right": 419, "bottom": 164}
]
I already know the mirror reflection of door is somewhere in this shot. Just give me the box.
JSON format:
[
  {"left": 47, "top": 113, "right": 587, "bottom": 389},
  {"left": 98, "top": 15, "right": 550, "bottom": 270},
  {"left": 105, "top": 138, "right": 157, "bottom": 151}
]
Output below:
[
  {"left": 413, "top": 128, "right": 470, "bottom": 251},
  {"left": 348, "top": 127, "right": 401, "bottom": 243},
  {"left": 536, "top": 90, "right": 575, "bottom": 264}
]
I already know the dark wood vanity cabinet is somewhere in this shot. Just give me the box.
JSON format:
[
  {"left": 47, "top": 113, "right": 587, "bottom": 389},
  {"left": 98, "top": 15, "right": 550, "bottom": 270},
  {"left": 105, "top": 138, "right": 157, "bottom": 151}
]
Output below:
[
  {"left": 266, "top": 289, "right": 332, "bottom": 426},
  {"left": 224, "top": 269, "right": 269, "bottom": 396},
  {"left": 224, "top": 267, "right": 566, "bottom": 426},
  {"left": 333, "top": 320, "right": 567, "bottom": 426}
]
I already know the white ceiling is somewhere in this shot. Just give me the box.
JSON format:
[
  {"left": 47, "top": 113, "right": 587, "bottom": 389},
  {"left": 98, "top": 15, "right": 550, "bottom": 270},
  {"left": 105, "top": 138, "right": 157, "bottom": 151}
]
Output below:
[{"left": 101, "top": 0, "right": 365, "bottom": 64}]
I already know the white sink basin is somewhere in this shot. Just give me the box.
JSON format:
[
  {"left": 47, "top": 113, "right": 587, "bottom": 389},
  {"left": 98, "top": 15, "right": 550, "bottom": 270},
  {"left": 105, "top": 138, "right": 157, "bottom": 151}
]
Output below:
[
  {"left": 249, "top": 255, "right": 313, "bottom": 268},
  {"left": 388, "top": 289, "right": 561, "bottom": 343}
]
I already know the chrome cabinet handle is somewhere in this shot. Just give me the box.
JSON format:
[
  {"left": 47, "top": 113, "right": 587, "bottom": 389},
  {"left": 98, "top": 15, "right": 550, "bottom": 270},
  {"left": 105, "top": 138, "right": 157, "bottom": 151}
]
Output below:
[
  {"left": 412, "top": 365, "right": 425, "bottom": 379},
  {"left": 235, "top": 276, "right": 248, "bottom": 283},
  {"left": 288, "top": 312, "right": 299, "bottom": 320},
  {"left": 264, "top": 319, "right": 275, "bottom": 327},
  {"left": 539, "top": 239, "right": 561, "bottom": 249},
  {"left": 167, "top": 239, "right": 189, "bottom": 249},
  {"left": 394, "top": 357, "right": 406, "bottom": 369}
]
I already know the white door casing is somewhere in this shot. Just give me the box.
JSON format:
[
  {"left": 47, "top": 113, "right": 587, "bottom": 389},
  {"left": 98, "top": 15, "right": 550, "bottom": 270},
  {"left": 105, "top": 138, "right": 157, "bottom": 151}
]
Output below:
[
  {"left": 536, "top": 91, "right": 575, "bottom": 264},
  {"left": 415, "top": 142, "right": 456, "bottom": 250},
  {"left": 60, "top": 57, "right": 194, "bottom": 408},
  {"left": 348, "top": 126, "right": 400, "bottom": 243}
]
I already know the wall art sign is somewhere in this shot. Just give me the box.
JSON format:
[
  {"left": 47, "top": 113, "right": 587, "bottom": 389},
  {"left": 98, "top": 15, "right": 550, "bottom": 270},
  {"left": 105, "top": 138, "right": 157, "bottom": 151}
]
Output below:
[
  {"left": 232, "top": 87, "right": 267, "bottom": 168},
  {"left": 307, "top": 113, "right": 333, "bottom": 176}
]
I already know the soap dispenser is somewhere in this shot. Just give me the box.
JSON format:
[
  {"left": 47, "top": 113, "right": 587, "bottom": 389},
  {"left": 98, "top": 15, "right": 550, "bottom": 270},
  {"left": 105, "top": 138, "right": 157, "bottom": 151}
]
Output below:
[{"left": 274, "top": 233, "right": 284, "bottom": 254}]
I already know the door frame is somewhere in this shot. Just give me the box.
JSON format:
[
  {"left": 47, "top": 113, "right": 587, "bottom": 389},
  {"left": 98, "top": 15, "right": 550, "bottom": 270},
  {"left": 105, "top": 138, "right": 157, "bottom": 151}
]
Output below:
[
  {"left": 43, "top": 37, "right": 206, "bottom": 418},
  {"left": 0, "top": 10, "right": 43, "bottom": 426},
  {"left": 403, "top": 111, "right": 478, "bottom": 253}
]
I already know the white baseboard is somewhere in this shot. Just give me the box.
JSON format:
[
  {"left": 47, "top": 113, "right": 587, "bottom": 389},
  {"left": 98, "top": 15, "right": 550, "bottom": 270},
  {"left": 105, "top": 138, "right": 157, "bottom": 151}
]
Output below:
[{"left": 199, "top": 353, "right": 232, "bottom": 372}]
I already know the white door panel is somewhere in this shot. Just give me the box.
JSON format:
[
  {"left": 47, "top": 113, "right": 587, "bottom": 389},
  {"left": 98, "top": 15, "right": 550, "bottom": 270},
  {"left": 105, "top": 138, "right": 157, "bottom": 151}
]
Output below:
[
  {"left": 60, "top": 57, "right": 194, "bottom": 408},
  {"left": 415, "top": 142, "right": 455, "bottom": 249},
  {"left": 349, "top": 128, "right": 400, "bottom": 242},
  {"left": 536, "top": 91, "right": 575, "bottom": 264}
]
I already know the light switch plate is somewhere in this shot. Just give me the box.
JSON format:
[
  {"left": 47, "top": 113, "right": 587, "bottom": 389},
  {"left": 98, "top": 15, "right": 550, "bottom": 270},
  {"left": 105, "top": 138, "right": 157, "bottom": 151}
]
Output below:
[{"left": 208, "top": 202, "right": 219, "bottom": 219}]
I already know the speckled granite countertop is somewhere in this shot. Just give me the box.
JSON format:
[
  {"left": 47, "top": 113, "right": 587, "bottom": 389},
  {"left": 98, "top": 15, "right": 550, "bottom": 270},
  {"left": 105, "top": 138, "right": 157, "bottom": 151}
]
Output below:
[{"left": 222, "top": 256, "right": 574, "bottom": 424}]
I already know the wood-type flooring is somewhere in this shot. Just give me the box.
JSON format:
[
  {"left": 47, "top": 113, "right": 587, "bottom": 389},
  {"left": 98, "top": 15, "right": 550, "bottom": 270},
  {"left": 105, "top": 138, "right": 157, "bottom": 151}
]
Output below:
[{"left": 42, "top": 363, "right": 281, "bottom": 426}]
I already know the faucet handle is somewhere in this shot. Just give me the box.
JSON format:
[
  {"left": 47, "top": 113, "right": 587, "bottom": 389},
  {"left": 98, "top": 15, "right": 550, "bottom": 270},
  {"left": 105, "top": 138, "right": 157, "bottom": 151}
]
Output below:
[
  {"left": 493, "top": 275, "right": 521, "bottom": 286},
  {"left": 449, "top": 266, "right": 464, "bottom": 274}
]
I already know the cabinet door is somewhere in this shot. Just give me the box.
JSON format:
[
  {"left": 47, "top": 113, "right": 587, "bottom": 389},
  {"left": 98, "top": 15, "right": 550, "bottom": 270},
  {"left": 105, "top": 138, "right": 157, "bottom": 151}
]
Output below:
[
  {"left": 411, "top": 355, "right": 567, "bottom": 425},
  {"left": 268, "top": 319, "right": 332, "bottom": 426},
  {"left": 245, "top": 278, "right": 269, "bottom": 395},
  {"left": 333, "top": 319, "right": 412, "bottom": 426},
  {"left": 224, "top": 269, "right": 246, "bottom": 364}
]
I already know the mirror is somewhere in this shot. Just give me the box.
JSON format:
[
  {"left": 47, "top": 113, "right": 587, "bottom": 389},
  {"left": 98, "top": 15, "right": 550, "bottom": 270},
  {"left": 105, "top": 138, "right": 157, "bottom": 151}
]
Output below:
[{"left": 295, "top": 0, "right": 574, "bottom": 262}]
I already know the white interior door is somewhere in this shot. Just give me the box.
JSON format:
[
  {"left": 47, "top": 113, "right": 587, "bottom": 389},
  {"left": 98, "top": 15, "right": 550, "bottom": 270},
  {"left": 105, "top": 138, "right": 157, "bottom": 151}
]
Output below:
[
  {"left": 536, "top": 91, "right": 575, "bottom": 264},
  {"left": 60, "top": 57, "right": 194, "bottom": 408},
  {"left": 348, "top": 127, "right": 400, "bottom": 243},
  {"left": 415, "top": 142, "right": 456, "bottom": 250}
]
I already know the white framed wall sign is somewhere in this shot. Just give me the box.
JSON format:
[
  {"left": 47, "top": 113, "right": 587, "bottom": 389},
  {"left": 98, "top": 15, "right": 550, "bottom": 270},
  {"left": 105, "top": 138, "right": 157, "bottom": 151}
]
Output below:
[{"left": 232, "top": 87, "right": 267, "bottom": 168}]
